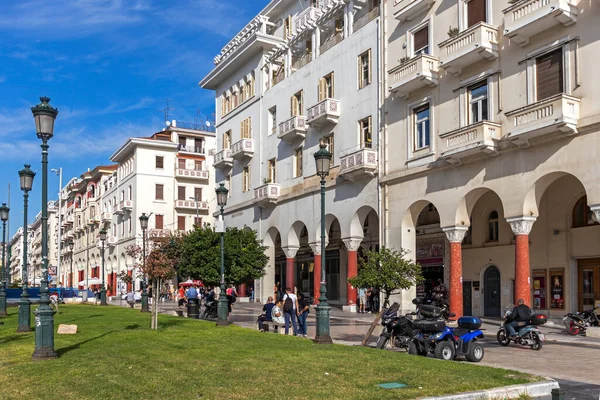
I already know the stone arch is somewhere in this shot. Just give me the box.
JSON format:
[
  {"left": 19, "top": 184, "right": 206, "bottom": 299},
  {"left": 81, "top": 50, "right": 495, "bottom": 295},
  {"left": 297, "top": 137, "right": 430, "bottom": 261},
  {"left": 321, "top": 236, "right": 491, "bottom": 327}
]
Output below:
[
  {"left": 286, "top": 220, "right": 308, "bottom": 249},
  {"left": 313, "top": 213, "right": 341, "bottom": 246},
  {"left": 454, "top": 187, "right": 504, "bottom": 227},
  {"left": 522, "top": 172, "right": 588, "bottom": 218},
  {"left": 264, "top": 226, "right": 281, "bottom": 250},
  {"left": 347, "top": 205, "right": 378, "bottom": 240}
]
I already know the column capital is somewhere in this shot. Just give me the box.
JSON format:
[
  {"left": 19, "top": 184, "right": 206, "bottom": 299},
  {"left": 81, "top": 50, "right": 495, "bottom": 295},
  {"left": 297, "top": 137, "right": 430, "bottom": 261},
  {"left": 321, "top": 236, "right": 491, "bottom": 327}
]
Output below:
[
  {"left": 342, "top": 238, "right": 362, "bottom": 252},
  {"left": 282, "top": 246, "right": 299, "bottom": 259},
  {"left": 442, "top": 226, "right": 469, "bottom": 243},
  {"left": 590, "top": 204, "right": 600, "bottom": 224},
  {"left": 309, "top": 242, "right": 327, "bottom": 256},
  {"left": 507, "top": 216, "right": 537, "bottom": 235}
]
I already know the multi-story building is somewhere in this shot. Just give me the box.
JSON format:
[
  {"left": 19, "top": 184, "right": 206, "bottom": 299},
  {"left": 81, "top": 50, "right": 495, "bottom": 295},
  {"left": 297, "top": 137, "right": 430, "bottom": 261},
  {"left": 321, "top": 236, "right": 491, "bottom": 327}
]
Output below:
[
  {"left": 104, "top": 124, "right": 217, "bottom": 292},
  {"left": 58, "top": 177, "right": 79, "bottom": 287},
  {"left": 201, "top": 0, "right": 382, "bottom": 309},
  {"left": 9, "top": 227, "right": 24, "bottom": 284},
  {"left": 25, "top": 201, "right": 59, "bottom": 287},
  {"left": 384, "top": 0, "right": 600, "bottom": 316}
]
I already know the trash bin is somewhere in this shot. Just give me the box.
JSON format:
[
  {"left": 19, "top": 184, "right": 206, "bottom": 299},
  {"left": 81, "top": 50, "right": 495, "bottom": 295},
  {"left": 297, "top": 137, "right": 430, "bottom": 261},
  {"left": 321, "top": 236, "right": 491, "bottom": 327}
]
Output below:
[
  {"left": 79, "top": 291, "right": 88, "bottom": 302},
  {"left": 187, "top": 298, "right": 199, "bottom": 319}
]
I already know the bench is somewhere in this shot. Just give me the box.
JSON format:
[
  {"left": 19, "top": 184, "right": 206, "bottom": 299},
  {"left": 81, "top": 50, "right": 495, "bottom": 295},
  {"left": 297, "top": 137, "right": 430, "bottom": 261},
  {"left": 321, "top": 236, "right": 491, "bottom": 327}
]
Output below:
[{"left": 261, "top": 321, "right": 284, "bottom": 334}]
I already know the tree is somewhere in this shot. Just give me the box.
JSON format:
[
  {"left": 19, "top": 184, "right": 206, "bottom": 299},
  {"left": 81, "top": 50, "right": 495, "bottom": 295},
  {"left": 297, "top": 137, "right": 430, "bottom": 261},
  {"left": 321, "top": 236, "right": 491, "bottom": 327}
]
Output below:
[
  {"left": 348, "top": 247, "right": 423, "bottom": 308},
  {"left": 178, "top": 225, "right": 268, "bottom": 287}
]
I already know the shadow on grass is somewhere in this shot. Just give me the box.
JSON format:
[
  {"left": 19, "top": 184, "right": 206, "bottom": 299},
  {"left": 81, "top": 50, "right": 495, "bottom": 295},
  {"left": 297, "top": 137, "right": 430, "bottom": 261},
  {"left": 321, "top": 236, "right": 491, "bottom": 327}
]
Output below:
[
  {"left": 57, "top": 330, "right": 116, "bottom": 356},
  {"left": 159, "top": 319, "right": 187, "bottom": 328},
  {"left": 124, "top": 324, "right": 140, "bottom": 330},
  {"left": 0, "top": 334, "right": 30, "bottom": 345},
  {"left": 60, "top": 314, "right": 103, "bottom": 325}
]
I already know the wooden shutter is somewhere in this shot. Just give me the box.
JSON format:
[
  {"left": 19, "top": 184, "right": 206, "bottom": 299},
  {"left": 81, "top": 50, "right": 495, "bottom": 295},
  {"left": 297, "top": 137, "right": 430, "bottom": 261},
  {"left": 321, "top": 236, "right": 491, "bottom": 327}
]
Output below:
[
  {"left": 299, "top": 91, "right": 304, "bottom": 114},
  {"left": 178, "top": 158, "right": 186, "bottom": 169},
  {"left": 155, "top": 215, "right": 164, "bottom": 230},
  {"left": 318, "top": 78, "right": 326, "bottom": 101},
  {"left": 247, "top": 117, "right": 252, "bottom": 138},
  {"left": 358, "top": 54, "right": 363, "bottom": 88},
  {"left": 367, "top": 49, "right": 372, "bottom": 85},
  {"left": 194, "top": 188, "right": 202, "bottom": 200},
  {"left": 367, "top": 116, "right": 373, "bottom": 146},
  {"left": 155, "top": 184, "right": 163, "bottom": 200},
  {"left": 291, "top": 95, "right": 298, "bottom": 116},
  {"left": 177, "top": 216, "right": 186, "bottom": 231},
  {"left": 240, "top": 120, "right": 244, "bottom": 138},
  {"left": 330, "top": 72, "right": 335, "bottom": 98},
  {"left": 155, "top": 156, "right": 163, "bottom": 169},
  {"left": 536, "top": 49, "right": 563, "bottom": 101},
  {"left": 413, "top": 26, "right": 428, "bottom": 53},
  {"left": 178, "top": 186, "right": 186, "bottom": 201},
  {"left": 467, "top": 0, "right": 486, "bottom": 28}
]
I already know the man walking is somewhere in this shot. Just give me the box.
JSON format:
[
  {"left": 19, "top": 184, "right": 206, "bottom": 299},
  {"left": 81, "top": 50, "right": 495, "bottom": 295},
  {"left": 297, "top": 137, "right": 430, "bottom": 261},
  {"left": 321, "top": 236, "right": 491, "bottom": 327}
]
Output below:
[
  {"left": 126, "top": 289, "right": 136, "bottom": 308},
  {"left": 282, "top": 287, "right": 298, "bottom": 335},
  {"left": 357, "top": 287, "right": 366, "bottom": 313}
]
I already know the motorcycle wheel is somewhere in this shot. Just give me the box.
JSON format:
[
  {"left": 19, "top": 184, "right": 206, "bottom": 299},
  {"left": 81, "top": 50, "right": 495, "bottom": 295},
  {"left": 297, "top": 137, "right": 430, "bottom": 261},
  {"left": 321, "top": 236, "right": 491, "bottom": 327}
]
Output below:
[
  {"left": 496, "top": 330, "right": 510, "bottom": 346},
  {"left": 408, "top": 341, "right": 427, "bottom": 356},
  {"left": 376, "top": 336, "right": 389, "bottom": 350},
  {"left": 465, "top": 342, "right": 484, "bottom": 363},
  {"left": 530, "top": 333, "right": 543, "bottom": 351},
  {"left": 566, "top": 321, "right": 581, "bottom": 336},
  {"left": 434, "top": 341, "right": 455, "bottom": 361}
]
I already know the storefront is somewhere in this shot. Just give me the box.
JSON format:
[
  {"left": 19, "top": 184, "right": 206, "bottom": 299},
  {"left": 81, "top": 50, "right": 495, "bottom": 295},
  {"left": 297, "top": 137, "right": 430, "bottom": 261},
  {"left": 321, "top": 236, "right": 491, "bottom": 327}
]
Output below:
[
  {"left": 416, "top": 236, "right": 445, "bottom": 299},
  {"left": 577, "top": 259, "right": 600, "bottom": 310}
]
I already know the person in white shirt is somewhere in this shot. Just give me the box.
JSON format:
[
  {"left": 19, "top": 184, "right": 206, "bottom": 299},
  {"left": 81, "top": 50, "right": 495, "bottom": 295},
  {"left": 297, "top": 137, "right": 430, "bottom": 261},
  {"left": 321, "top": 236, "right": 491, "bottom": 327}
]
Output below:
[{"left": 282, "top": 287, "right": 299, "bottom": 335}]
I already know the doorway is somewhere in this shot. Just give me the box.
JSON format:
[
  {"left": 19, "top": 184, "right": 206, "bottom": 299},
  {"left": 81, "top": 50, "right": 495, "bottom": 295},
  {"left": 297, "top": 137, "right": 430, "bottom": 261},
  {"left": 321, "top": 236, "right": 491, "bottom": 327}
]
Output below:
[
  {"left": 484, "top": 265, "right": 501, "bottom": 317},
  {"left": 578, "top": 259, "right": 600, "bottom": 311},
  {"left": 463, "top": 281, "right": 472, "bottom": 316}
]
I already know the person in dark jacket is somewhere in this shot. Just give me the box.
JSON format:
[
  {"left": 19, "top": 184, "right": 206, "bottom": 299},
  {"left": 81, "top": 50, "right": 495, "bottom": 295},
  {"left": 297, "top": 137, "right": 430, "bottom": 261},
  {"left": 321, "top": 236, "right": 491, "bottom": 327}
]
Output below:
[{"left": 506, "top": 298, "right": 532, "bottom": 338}]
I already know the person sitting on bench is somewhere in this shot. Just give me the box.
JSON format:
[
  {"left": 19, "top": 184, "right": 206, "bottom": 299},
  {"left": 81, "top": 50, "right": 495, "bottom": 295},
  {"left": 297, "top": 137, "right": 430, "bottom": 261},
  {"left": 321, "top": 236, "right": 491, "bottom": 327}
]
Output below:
[
  {"left": 258, "top": 296, "right": 275, "bottom": 331},
  {"left": 270, "top": 299, "right": 285, "bottom": 333}
]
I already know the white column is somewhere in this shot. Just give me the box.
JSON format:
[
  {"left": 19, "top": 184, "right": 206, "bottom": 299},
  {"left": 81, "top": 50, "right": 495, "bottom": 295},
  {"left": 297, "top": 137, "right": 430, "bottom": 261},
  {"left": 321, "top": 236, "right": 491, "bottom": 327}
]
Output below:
[
  {"left": 343, "top": 4, "right": 349, "bottom": 39},
  {"left": 347, "top": 1, "right": 355, "bottom": 36},
  {"left": 315, "top": 26, "right": 321, "bottom": 57},
  {"left": 311, "top": 29, "right": 317, "bottom": 58},
  {"left": 286, "top": 48, "right": 292, "bottom": 77}
]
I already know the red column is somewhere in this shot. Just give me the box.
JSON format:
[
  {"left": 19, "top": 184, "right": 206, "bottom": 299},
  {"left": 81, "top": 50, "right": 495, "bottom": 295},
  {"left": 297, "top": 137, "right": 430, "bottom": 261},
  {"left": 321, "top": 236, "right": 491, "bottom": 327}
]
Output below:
[
  {"left": 343, "top": 239, "right": 361, "bottom": 307},
  {"left": 313, "top": 254, "right": 321, "bottom": 305},
  {"left": 283, "top": 247, "right": 298, "bottom": 291},
  {"left": 444, "top": 227, "right": 468, "bottom": 319},
  {"left": 508, "top": 217, "right": 536, "bottom": 307},
  {"left": 127, "top": 270, "right": 132, "bottom": 291},
  {"left": 239, "top": 283, "right": 247, "bottom": 297}
]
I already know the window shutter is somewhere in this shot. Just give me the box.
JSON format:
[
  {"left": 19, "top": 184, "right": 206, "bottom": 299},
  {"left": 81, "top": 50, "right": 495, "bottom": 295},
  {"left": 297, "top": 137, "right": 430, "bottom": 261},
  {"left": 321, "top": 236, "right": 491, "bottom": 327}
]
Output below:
[
  {"left": 413, "top": 26, "right": 428, "bottom": 53},
  {"left": 318, "top": 78, "right": 326, "bottom": 101},
  {"left": 291, "top": 96, "right": 298, "bottom": 116},
  {"left": 358, "top": 54, "right": 363, "bottom": 88},
  {"left": 240, "top": 120, "right": 245, "bottom": 138},
  {"left": 467, "top": 0, "right": 486, "bottom": 28},
  {"left": 330, "top": 72, "right": 335, "bottom": 98},
  {"left": 536, "top": 49, "right": 563, "bottom": 101},
  {"left": 300, "top": 90, "right": 304, "bottom": 114},
  {"left": 367, "top": 49, "right": 372, "bottom": 84},
  {"left": 248, "top": 117, "right": 252, "bottom": 138}
]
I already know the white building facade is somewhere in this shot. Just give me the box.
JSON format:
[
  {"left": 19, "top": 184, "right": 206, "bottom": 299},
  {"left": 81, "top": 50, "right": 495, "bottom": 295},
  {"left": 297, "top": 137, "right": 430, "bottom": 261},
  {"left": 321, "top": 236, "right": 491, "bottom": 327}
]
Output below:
[{"left": 201, "top": 0, "right": 382, "bottom": 309}]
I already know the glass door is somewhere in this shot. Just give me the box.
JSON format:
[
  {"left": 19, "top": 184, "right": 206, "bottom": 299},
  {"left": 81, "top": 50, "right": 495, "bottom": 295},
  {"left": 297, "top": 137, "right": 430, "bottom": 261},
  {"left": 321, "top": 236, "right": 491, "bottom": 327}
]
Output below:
[{"left": 578, "top": 265, "right": 599, "bottom": 311}]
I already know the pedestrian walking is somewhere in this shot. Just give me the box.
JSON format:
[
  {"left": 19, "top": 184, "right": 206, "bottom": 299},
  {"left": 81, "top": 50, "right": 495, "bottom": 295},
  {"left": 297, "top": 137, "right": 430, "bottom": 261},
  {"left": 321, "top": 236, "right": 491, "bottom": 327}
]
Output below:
[
  {"left": 358, "top": 287, "right": 367, "bottom": 313},
  {"left": 282, "top": 287, "right": 298, "bottom": 335},
  {"left": 126, "top": 289, "right": 135, "bottom": 308},
  {"left": 296, "top": 292, "right": 310, "bottom": 337}
]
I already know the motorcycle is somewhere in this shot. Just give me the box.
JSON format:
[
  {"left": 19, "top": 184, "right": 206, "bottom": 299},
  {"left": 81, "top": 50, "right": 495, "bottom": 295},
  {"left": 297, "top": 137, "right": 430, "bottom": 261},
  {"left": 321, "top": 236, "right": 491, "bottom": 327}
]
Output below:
[
  {"left": 201, "top": 300, "right": 218, "bottom": 320},
  {"left": 497, "top": 306, "right": 547, "bottom": 350},
  {"left": 563, "top": 306, "right": 599, "bottom": 335},
  {"left": 376, "top": 303, "right": 417, "bottom": 350}
]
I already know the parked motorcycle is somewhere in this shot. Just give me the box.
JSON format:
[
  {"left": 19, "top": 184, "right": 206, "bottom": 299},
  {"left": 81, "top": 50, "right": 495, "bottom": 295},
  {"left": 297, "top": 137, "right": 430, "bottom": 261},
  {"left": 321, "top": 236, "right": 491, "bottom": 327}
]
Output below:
[
  {"left": 563, "top": 306, "right": 599, "bottom": 335},
  {"left": 376, "top": 303, "right": 417, "bottom": 350},
  {"left": 201, "top": 300, "right": 218, "bottom": 320},
  {"left": 497, "top": 306, "right": 547, "bottom": 350}
]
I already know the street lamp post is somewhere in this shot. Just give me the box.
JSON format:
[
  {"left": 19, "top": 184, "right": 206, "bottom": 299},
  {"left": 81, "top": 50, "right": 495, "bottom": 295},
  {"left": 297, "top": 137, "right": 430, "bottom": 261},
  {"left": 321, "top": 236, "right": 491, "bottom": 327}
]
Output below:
[
  {"left": 32, "top": 96, "right": 59, "bottom": 359},
  {"left": 17, "top": 165, "right": 35, "bottom": 333},
  {"left": 0, "top": 203, "right": 10, "bottom": 317},
  {"left": 215, "top": 183, "right": 229, "bottom": 326},
  {"left": 68, "top": 240, "right": 74, "bottom": 288},
  {"left": 139, "top": 213, "right": 150, "bottom": 313},
  {"left": 99, "top": 229, "right": 107, "bottom": 306},
  {"left": 190, "top": 196, "right": 199, "bottom": 227},
  {"left": 313, "top": 139, "right": 333, "bottom": 344}
]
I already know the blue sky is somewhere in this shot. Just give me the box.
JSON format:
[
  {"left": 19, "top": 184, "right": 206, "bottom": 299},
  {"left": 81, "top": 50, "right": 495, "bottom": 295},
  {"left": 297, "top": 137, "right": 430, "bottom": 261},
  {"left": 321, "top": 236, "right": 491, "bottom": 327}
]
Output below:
[{"left": 0, "top": 0, "right": 266, "bottom": 238}]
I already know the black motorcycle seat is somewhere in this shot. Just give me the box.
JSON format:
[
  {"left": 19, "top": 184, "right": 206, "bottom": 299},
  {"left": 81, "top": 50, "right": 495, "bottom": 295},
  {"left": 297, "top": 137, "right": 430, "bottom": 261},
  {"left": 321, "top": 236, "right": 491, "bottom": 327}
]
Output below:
[
  {"left": 452, "top": 328, "right": 470, "bottom": 337},
  {"left": 413, "top": 320, "right": 446, "bottom": 332}
]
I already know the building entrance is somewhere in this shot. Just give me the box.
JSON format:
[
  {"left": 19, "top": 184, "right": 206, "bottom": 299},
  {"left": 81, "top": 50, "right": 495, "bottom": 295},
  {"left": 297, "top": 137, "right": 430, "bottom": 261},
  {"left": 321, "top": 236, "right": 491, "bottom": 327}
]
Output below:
[
  {"left": 578, "top": 259, "right": 600, "bottom": 311},
  {"left": 484, "top": 266, "right": 501, "bottom": 317}
]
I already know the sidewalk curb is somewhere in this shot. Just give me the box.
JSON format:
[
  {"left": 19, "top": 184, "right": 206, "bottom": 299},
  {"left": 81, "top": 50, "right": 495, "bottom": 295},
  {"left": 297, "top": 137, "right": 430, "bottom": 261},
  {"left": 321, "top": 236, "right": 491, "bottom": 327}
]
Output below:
[{"left": 420, "top": 379, "right": 559, "bottom": 400}]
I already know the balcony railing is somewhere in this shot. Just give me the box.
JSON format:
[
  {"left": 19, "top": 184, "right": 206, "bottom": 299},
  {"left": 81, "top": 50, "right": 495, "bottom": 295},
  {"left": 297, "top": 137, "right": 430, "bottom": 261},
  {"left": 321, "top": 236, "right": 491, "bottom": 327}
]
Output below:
[
  {"left": 505, "top": 94, "right": 580, "bottom": 147},
  {"left": 339, "top": 146, "right": 378, "bottom": 181},
  {"left": 393, "top": 0, "right": 435, "bottom": 21},
  {"left": 214, "top": 148, "right": 233, "bottom": 169},
  {"left": 503, "top": 0, "right": 577, "bottom": 47},
  {"left": 278, "top": 116, "right": 307, "bottom": 142},
  {"left": 439, "top": 121, "right": 501, "bottom": 163},
  {"left": 291, "top": 54, "right": 312, "bottom": 73},
  {"left": 388, "top": 54, "right": 439, "bottom": 98},
  {"left": 307, "top": 98, "right": 341, "bottom": 129},
  {"left": 115, "top": 200, "right": 133, "bottom": 215},
  {"left": 295, "top": 6, "right": 321, "bottom": 34},
  {"left": 438, "top": 22, "right": 499, "bottom": 75},
  {"left": 253, "top": 183, "right": 281, "bottom": 208},
  {"left": 320, "top": 32, "right": 343, "bottom": 55},
  {"left": 174, "top": 199, "right": 210, "bottom": 211},
  {"left": 102, "top": 212, "right": 112, "bottom": 222},
  {"left": 178, "top": 145, "right": 206, "bottom": 155},
  {"left": 231, "top": 138, "right": 254, "bottom": 159},
  {"left": 176, "top": 168, "right": 210, "bottom": 181},
  {"left": 353, "top": 6, "right": 379, "bottom": 32}
]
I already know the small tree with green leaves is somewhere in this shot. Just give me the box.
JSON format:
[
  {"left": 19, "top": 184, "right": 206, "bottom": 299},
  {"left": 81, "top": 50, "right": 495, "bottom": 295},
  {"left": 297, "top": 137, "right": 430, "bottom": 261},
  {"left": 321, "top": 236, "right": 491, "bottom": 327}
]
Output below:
[{"left": 348, "top": 247, "right": 423, "bottom": 308}]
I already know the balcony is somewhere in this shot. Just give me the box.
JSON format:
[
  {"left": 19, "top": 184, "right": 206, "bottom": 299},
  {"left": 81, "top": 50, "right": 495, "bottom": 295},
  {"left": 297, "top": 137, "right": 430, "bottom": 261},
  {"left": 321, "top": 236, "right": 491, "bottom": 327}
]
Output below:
[
  {"left": 393, "top": 0, "right": 435, "bottom": 22},
  {"left": 66, "top": 215, "right": 74, "bottom": 224},
  {"left": 174, "top": 199, "right": 210, "bottom": 211},
  {"left": 320, "top": 32, "right": 343, "bottom": 55},
  {"left": 253, "top": 183, "right": 280, "bottom": 208},
  {"left": 503, "top": 0, "right": 577, "bottom": 47},
  {"left": 97, "top": 237, "right": 117, "bottom": 248},
  {"left": 353, "top": 6, "right": 379, "bottom": 32},
  {"left": 294, "top": 6, "right": 321, "bottom": 36},
  {"left": 278, "top": 116, "right": 307, "bottom": 142},
  {"left": 178, "top": 145, "right": 206, "bottom": 155},
  {"left": 388, "top": 54, "right": 439, "bottom": 98},
  {"left": 214, "top": 149, "right": 233, "bottom": 169},
  {"left": 438, "top": 23, "right": 499, "bottom": 76},
  {"left": 231, "top": 138, "right": 254, "bottom": 160},
  {"left": 339, "top": 146, "right": 378, "bottom": 182},
  {"left": 176, "top": 168, "right": 210, "bottom": 182},
  {"left": 439, "top": 121, "right": 501, "bottom": 164},
  {"left": 505, "top": 94, "right": 580, "bottom": 147},
  {"left": 114, "top": 200, "right": 133, "bottom": 215},
  {"left": 307, "top": 98, "right": 341, "bottom": 130},
  {"left": 291, "top": 54, "right": 312, "bottom": 74},
  {"left": 102, "top": 212, "right": 112, "bottom": 222}
]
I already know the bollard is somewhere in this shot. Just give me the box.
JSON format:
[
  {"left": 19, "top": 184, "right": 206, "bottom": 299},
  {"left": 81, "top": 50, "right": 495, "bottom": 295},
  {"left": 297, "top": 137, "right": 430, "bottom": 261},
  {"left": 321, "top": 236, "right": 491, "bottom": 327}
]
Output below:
[
  {"left": 551, "top": 388, "right": 565, "bottom": 400},
  {"left": 187, "top": 298, "right": 200, "bottom": 319}
]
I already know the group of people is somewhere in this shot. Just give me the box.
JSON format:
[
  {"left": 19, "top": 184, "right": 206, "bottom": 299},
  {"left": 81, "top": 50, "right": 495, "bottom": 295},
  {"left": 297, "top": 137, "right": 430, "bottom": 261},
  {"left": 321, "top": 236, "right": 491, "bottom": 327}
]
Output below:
[
  {"left": 356, "top": 287, "right": 380, "bottom": 314},
  {"left": 177, "top": 284, "right": 239, "bottom": 313},
  {"left": 257, "top": 287, "right": 311, "bottom": 337}
]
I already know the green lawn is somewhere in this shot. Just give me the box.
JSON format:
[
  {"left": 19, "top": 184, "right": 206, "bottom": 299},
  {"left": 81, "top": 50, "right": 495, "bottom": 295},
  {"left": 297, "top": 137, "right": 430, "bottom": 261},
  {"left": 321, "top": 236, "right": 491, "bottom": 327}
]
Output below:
[{"left": 0, "top": 305, "right": 536, "bottom": 400}]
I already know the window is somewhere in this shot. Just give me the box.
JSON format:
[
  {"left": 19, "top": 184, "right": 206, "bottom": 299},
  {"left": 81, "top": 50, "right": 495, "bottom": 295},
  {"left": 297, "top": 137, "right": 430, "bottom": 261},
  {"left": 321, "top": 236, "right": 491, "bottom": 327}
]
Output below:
[
  {"left": 155, "top": 156, "right": 164, "bottom": 169},
  {"left": 311, "top": 0, "right": 319, "bottom": 6},
  {"left": 488, "top": 211, "right": 499, "bottom": 242},
  {"left": 224, "top": 130, "right": 232, "bottom": 149},
  {"left": 414, "top": 105, "right": 430, "bottom": 150},
  {"left": 283, "top": 15, "right": 292, "bottom": 39},
  {"left": 325, "top": 135, "right": 335, "bottom": 162},
  {"left": 318, "top": 73, "right": 334, "bottom": 101},
  {"left": 129, "top": 216, "right": 132, "bottom": 233},
  {"left": 412, "top": 25, "right": 429, "bottom": 56},
  {"left": 179, "top": 136, "right": 186, "bottom": 148},
  {"left": 536, "top": 49, "right": 563, "bottom": 101},
  {"left": 178, "top": 158, "right": 186, "bottom": 169},
  {"left": 194, "top": 217, "right": 202, "bottom": 227},
  {"left": 194, "top": 187, "right": 202, "bottom": 201},
  {"left": 155, "top": 214, "right": 164, "bottom": 230},
  {"left": 291, "top": 91, "right": 304, "bottom": 116},
  {"left": 242, "top": 166, "right": 251, "bottom": 192},
  {"left": 269, "top": 107, "right": 277, "bottom": 135},
  {"left": 467, "top": 0, "right": 486, "bottom": 27},
  {"left": 359, "top": 116, "right": 373, "bottom": 148},
  {"left": 178, "top": 186, "right": 186, "bottom": 201},
  {"left": 573, "top": 196, "right": 599, "bottom": 228},
  {"left": 463, "top": 218, "right": 473, "bottom": 245},
  {"left": 177, "top": 216, "right": 186, "bottom": 231},
  {"left": 246, "top": 75, "right": 255, "bottom": 98},
  {"left": 335, "top": 18, "right": 344, "bottom": 34},
  {"left": 194, "top": 138, "right": 204, "bottom": 153},
  {"left": 294, "top": 147, "right": 303, "bottom": 178},
  {"left": 194, "top": 160, "right": 202, "bottom": 171},
  {"left": 240, "top": 84, "right": 246, "bottom": 103},
  {"left": 268, "top": 158, "right": 276, "bottom": 183},
  {"left": 241, "top": 117, "right": 252, "bottom": 139},
  {"left": 155, "top": 184, "right": 164, "bottom": 200},
  {"left": 358, "top": 50, "right": 372, "bottom": 89},
  {"left": 469, "top": 82, "right": 488, "bottom": 124}
]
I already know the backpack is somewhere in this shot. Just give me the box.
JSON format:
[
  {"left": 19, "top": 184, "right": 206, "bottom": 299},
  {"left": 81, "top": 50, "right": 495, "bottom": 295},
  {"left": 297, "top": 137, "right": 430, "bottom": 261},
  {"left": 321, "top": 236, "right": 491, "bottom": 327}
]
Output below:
[{"left": 283, "top": 296, "right": 293, "bottom": 313}]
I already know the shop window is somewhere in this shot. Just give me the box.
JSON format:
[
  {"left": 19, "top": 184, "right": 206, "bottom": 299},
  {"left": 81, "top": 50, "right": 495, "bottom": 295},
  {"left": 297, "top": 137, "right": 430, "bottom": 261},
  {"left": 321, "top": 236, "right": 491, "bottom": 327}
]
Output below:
[
  {"left": 487, "top": 210, "right": 499, "bottom": 242},
  {"left": 573, "top": 195, "right": 599, "bottom": 228}
]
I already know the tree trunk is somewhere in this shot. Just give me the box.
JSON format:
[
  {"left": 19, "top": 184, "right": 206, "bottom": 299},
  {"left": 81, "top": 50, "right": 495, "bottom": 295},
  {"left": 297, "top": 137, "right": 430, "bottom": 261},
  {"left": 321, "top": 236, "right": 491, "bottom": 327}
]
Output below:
[{"left": 151, "top": 278, "right": 157, "bottom": 330}]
